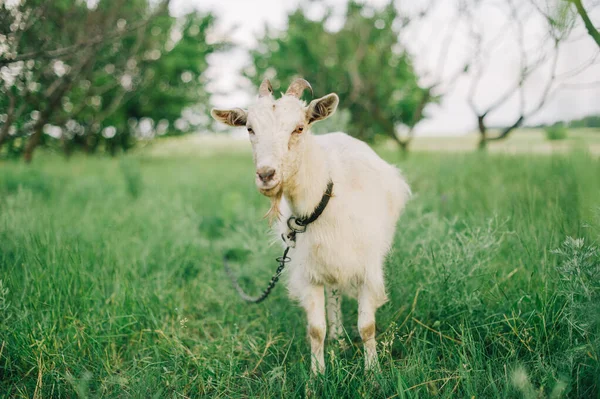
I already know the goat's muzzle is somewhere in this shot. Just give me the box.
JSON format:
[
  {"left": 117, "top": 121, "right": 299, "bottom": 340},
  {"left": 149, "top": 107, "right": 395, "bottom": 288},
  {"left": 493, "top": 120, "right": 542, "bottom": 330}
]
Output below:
[
  {"left": 257, "top": 166, "right": 276, "bottom": 183},
  {"left": 255, "top": 166, "right": 281, "bottom": 197}
]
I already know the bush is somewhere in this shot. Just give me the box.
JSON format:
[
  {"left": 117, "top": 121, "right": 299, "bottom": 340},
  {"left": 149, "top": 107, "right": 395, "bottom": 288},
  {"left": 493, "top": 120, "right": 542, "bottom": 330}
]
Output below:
[{"left": 545, "top": 124, "right": 568, "bottom": 141}]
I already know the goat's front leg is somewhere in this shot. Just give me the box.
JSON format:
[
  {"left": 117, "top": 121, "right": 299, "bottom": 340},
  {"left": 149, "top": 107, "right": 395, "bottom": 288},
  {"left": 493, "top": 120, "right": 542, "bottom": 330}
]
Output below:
[
  {"left": 303, "top": 284, "right": 326, "bottom": 375},
  {"left": 358, "top": 285, "right": 379, "bottom": 371},
  {"left": 326, "top": 286, "right": 343, "bottom": 341}
]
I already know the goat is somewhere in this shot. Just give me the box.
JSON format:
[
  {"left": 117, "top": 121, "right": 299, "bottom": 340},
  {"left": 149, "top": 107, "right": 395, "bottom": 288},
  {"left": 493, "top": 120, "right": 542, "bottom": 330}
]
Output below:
[{"left": 211, "top": 78, "right": 411, "bottom": 374}]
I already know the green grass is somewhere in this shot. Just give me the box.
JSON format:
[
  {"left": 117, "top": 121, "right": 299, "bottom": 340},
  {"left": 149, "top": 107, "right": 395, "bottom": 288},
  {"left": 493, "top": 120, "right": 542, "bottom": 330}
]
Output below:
[{"left": 1, "top": 146, "right": 599, "bottom": 398}]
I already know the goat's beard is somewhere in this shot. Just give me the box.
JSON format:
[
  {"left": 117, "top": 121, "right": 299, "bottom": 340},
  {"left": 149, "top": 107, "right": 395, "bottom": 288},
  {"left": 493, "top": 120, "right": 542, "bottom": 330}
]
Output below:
[{"left": 260, "top": 183, "right": 283, "bottom": 225}]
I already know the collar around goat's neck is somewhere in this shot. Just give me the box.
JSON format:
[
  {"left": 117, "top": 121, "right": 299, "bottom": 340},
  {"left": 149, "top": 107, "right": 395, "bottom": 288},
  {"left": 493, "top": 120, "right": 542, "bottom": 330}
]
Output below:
[
  {"left": 295, "top": 180, "right": 334, "bottom": 226},
  {"left": 285, "top": 179, "right": 334, "bottom": 243}
]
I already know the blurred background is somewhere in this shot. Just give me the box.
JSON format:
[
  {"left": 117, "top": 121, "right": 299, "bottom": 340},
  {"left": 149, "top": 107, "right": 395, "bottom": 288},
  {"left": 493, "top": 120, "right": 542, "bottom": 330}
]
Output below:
[{"left": 1, "top": 0, "right": 599, "bottom": 161}]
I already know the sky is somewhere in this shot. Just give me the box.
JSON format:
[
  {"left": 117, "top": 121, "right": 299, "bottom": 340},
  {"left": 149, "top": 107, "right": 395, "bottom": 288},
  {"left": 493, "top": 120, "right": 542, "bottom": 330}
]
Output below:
[{"left": 171, "top": 0, "right": 600, "bottom": 136}]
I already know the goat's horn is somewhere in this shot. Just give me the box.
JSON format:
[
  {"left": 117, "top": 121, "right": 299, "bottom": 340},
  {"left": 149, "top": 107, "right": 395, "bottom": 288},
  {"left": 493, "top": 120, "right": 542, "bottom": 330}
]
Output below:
[
  {"left": 285, "top": 78, "right": 313, "bottom": 98},
  {"left": 258, "top": 78, "right": 273, "bottom": 97}
]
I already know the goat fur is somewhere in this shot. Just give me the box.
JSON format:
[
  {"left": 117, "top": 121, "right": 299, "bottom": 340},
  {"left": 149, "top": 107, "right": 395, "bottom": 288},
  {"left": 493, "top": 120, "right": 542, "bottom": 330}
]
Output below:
[{"left": 211, "top": 79, "right": 411, "bottom": 374}]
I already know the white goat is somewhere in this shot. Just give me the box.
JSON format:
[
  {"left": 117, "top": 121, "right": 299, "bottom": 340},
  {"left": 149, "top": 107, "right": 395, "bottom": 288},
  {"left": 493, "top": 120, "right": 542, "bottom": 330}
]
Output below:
[{"left": 211, "top": 78, "right": 410, "bottom": 374}]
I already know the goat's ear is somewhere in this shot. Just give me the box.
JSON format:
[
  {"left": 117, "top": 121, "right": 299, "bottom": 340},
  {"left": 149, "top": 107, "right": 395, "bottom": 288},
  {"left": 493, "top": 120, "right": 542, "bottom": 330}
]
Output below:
[
  {"left": 306, "top": 93, "right": 339, "bottom": 124},
  {"left": 210, "top": 108, "right": 247, "bottom": 127}
]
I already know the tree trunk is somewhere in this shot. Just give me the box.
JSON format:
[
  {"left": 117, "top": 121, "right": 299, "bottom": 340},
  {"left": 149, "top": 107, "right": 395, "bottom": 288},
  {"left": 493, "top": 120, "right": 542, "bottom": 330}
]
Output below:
[
  {"left": 108, "top": 138, "right": 117, "bottom": 157},
  {"left": 7, "top": 137, "right": 16, "bottom": 156},
  {"left": 371, "top": 106, "right": 412, "bottom": 154},
  {"left": 489, "top": 116, "right": 525, "bottom": 142},
  {"left": 398, "top": 139, "right": 410, "bottom": 154},
  {"left": 23, "top": 134, "right": 41, "bottom": 163},
  {"left": 62, "top": 136, "right": 73, "bottom": 159},
  {"left": 388, "top": 130, "right": 411, "bottom": 155},
  {"left": 0, "top": 93, "right": 16, "bottom": 152},
  {"left": 86, "top": 132, "right": 100, "bottom": 154},
  {"left": 83, "top": 135, "right": 90, "bottom": 154},
  {"left": 23, "top": 121, "right": 45, "bottom": 163},
  {"left": 477, "top": 115, "right": 487, "bottom": 150},
  {"left": 0, "top": 128, "right": 9, "bottom": 152}
]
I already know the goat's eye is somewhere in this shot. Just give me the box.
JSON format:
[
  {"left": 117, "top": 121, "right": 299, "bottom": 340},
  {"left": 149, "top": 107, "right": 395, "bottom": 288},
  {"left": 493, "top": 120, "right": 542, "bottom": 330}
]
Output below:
[
  {"left": 247, "top": 127, "right": 254, "bottom": 134},
  {"left": 295, "top": 126, "right": 304, "bottom": 134}
]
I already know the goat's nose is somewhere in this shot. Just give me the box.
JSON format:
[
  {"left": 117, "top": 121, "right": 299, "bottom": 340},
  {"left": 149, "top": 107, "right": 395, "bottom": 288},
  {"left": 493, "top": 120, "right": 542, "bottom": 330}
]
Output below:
[{"left": 257, "top": 167, "right": 276, "bottom": 182}]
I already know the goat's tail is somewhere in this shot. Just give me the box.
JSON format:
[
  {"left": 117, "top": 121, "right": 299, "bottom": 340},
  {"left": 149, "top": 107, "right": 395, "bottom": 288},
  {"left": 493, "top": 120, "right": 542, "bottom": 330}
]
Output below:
[{"left": 223, "top": 247, "right": 290, "bottom": 304}]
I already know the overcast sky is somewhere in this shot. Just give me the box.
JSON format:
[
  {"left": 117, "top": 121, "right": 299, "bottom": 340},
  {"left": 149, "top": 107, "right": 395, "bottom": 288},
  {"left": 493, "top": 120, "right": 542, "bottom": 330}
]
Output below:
[{"left": 171, "top": 0, "right": 600, "bottom": 135}]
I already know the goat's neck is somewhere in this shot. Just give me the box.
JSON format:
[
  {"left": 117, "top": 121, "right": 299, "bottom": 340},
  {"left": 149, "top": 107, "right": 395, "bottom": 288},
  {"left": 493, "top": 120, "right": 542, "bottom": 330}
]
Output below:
[{"left": 283, "top": 134, "right": 330, "bottom": 217}]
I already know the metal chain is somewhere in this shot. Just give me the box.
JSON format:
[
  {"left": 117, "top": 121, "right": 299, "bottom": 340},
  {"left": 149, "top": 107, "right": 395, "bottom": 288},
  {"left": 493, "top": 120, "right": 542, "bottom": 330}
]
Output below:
[
  {"left": 223, "top": 214, "right": 312, "bottom": 304},
  {"left": 223, "top": 246, "right": 291, "bottom": 304},
  {"left": 223, "top": 180, "right": 333, "bottom": 304}
]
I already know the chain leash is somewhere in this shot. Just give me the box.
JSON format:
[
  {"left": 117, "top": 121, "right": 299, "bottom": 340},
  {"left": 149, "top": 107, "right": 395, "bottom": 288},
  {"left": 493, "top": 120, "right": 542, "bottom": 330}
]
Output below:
[
  {"left": 223, "top": 181, "right": 333, "bottom": 304},
  {"left": 223, "top": 246, "right": 291, "bottom": 304}
]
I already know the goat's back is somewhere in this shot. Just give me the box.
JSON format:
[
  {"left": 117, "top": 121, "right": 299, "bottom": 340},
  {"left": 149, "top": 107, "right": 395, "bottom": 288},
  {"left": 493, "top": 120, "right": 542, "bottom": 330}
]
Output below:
[{"left": 315, "top": 132, "right": 410, "bottom": 222}]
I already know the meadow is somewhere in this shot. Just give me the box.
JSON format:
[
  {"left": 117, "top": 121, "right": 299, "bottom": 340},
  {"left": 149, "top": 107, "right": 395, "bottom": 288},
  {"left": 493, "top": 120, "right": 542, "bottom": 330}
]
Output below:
[{"left": 1, "top": 137, "right": 599, "bottom": 398}]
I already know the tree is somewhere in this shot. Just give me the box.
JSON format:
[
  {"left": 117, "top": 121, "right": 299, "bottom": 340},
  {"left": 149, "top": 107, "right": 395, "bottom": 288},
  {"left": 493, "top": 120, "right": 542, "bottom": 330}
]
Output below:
[
  {"left": 464, "top": 0, "right": 560, "bottom": 148},
  {"left": 568, "top": 0, "right": 600, "bottom": 47},
  {"left": 0, "top": 0, "right": 220, "bottom": 161},
  {"left": 461, "top": 0, "right": 599, "bottom": 149},
  {"left": 247, "top": 1, "right": 432, "bottom": 152}
]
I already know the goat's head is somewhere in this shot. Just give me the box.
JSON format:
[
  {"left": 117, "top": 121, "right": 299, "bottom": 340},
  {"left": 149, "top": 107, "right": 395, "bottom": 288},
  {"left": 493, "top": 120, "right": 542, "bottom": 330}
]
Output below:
[{"left": 211, "top": 78, "right": 338, "bottom": 199}]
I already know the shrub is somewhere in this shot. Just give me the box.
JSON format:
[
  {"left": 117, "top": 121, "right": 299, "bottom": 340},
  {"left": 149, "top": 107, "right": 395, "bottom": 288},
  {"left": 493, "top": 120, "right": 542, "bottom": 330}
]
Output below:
[{"left": 545, "top": 124, "right": 568, "bottom": 141}]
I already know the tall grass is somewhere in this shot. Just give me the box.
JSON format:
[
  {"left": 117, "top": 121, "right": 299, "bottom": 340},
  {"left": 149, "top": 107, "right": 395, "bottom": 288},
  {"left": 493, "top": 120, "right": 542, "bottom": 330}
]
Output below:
[{"left": 0, "top": 150, "right": 599, "bottom": 398}]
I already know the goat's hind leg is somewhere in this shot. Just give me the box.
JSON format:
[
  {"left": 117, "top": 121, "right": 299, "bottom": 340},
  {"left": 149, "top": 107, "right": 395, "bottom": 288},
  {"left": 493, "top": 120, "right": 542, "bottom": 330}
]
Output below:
[
  {"left": 358, "top": 284, "right": 379, "bottom": 371},
  {"left": 302, "top": 284, "right": 326, "bottom": 375},
  {"left": 326, "top": 285, "right": 343, "bottom": 341}
]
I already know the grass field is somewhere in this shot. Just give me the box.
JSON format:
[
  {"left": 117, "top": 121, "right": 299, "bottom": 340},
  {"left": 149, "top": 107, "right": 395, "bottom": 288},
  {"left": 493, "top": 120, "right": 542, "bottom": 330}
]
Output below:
[{"left": 1, "top": 140, "right": 600, "bottom": 398}]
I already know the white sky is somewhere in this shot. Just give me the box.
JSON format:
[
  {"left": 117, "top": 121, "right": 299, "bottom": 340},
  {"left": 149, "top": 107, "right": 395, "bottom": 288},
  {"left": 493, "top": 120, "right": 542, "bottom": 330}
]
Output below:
[{"left": 171, "top": 0, "right": 600, "bottom": 135}]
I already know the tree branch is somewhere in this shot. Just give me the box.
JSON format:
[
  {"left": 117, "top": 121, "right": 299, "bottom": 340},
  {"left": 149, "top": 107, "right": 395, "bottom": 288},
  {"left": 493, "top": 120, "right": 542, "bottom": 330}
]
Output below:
[
  {"left": 570, "top": 0, "right": 600, "bottom": 47},
  {"left": 488, "top": 38, "right": 561, "bottom": 141}
]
